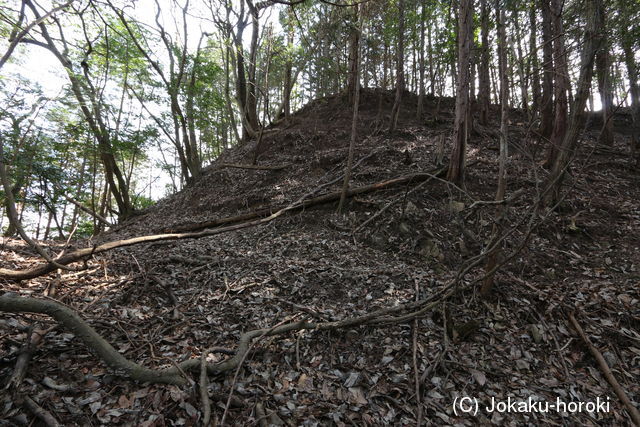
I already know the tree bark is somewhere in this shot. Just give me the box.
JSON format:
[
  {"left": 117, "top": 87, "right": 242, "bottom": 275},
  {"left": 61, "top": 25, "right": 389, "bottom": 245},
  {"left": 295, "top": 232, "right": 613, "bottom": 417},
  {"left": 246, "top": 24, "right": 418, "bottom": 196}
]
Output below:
[
  {"left": 544, "top": 0, "right": 603, "bottom": 205},
  {"left": 482, "top": 0, "right": 509, "bottom": 297},
  {"left": 539, "top": 0, "right": 554, "bottom": 141},
  {"left": 595, "top": 11, "right": 615, "bottom": 146},
  {"left": 447, "top": 0, "right": 473, "bottom": 186},
  {"left": 389, "top": 0, "right": 405, "bottom": 132},
  {"left": 623, "top": 46, "right": 640, "bottom": 163},
  {"left": 478, "top": 0, "right": 491, "bottom": 125},
  {"left": 544, "top": 0, "right": 570, "bottom": 167}
]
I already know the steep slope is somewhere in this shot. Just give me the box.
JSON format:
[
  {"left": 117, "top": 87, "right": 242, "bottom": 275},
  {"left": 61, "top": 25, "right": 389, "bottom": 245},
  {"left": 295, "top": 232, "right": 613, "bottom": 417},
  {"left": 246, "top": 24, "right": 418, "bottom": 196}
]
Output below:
[{"left": 2, "top": 90, "right": 639, "bottom": 425}]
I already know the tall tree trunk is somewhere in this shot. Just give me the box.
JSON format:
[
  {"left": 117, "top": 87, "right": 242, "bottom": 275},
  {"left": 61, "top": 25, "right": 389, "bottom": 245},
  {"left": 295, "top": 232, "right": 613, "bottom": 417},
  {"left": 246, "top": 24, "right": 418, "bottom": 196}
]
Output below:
[
  {"left": 416, "top": 3, "right": 426, "bottom": 118},
  {"left": 389, "top": 0, "right": 405, "bottom": 132},
  {"left": 428, "top": 23, "right": 435, "bottom": 96},
  {"left": 544, "top": 0, "right": 603, "bottom": 206},
  {"left": 595, "top": 12, "right": 615, "bottom": 146},
  {"left": 338, "top": 5, "right": 361, "bottom": 214},
  {"left": 545, "top": 0, "right": 570, "bottom": 167},
  {"left": 283, "top": 8, "right": 294, "bottom": 120},
  {"left": 623, "top": 46, "right": 640, "bottom": 163},
  {"left": 539, "top": 0, "right": 554, "bottom": 141},
  {"left": 512, "top": 12, "right": 529, "bottom": 114},
  {"left": 245, "top": 0, "right": 260, "bottom": 134},
  {"left": 482, "top": 0, "right": 509, "bottom": 297},
  {"left": 529, "top": 4, "right": 541, "bottom": 121},
  {"left": 478, "top": 0, "right": 491, "bottom": 125},
  {"left": 447, "top": 0, "right": 473, "bottom": 185},
  {"left": 347, "top": 6, "right": 360, "bottom": 103}
]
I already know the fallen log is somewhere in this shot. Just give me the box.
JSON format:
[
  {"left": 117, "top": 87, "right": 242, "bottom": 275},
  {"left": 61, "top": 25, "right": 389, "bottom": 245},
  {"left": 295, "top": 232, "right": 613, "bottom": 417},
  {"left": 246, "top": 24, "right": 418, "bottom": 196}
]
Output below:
[{"left": 0, "top": 166, "right": 448, "bottom": 281}]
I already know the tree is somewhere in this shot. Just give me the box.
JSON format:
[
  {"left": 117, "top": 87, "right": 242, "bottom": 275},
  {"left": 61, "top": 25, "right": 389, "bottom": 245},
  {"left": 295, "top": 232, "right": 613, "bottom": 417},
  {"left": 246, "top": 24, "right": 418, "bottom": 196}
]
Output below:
[
  {"left": 544, "top": 0, "right": 570, "bottom": 168},
  {"left": 111, "top": 0, "right": 204, "bottom": 184},
  {"left": 447, "top": 0, "right": 473, "bottom": 186},
  {"left": 388, "top": 0, "right": 405, "bottom": 132},
  {"left": 544, "top": 0, "right": 603, "bottom": 205},
  {"left": 478, "top": 0, "right": 491, "bottom": 125},
  {"left": 539, "top": 0, "right": 554, "bottom": 141},
  {"left": 595, "top": 7, "right": 614, "bottom": 146},
  {"left": 481, "top": 0, "right": 509, "bottom": 297},
  {"left": 19, "top": 1, "right": 135, "bottom": 219}
]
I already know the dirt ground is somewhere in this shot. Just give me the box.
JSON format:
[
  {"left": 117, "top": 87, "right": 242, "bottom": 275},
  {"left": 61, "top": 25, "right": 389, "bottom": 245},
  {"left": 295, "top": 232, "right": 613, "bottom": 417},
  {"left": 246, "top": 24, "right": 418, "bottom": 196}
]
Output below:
[{"left": 1, "top": 89, "right": 639, "bottom": 425}]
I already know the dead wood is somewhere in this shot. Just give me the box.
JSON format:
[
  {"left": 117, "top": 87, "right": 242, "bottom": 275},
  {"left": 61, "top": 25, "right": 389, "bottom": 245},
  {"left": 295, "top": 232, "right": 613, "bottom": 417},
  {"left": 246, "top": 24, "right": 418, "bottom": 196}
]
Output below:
[
  {"left": 21, "top": 395, "right": 61, "bottom": 427},
  {"left": 219, "top": 163, "right": 289, "bottom": 171},
  {"left": 0, "top": 166, "right": 450, "bottom": 281},
  {"left": 568, "top": 313, "right": 640, "bottom": 426},
  {"left": 199, "top": 349, "right": 212, "bottom": 426}
]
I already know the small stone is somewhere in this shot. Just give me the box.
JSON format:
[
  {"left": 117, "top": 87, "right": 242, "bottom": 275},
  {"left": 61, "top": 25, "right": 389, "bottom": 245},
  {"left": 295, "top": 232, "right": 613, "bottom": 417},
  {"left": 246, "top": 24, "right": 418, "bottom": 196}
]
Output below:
[
  {"left": 529, "top": 324, "right": 543, "bottom": 344},
  {"left": 603, "top": 351, "right": 617, "bottom": 368}
]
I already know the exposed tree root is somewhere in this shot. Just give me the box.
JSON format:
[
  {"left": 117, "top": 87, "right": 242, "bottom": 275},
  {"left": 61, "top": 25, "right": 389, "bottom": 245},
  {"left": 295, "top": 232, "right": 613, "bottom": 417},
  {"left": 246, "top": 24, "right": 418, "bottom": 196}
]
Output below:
[
  {"left": 0, "top": 167, "right": 448, "bottom": 281},
  {"left": 0, "top": 288, "right": 451, "bottom": 386}
]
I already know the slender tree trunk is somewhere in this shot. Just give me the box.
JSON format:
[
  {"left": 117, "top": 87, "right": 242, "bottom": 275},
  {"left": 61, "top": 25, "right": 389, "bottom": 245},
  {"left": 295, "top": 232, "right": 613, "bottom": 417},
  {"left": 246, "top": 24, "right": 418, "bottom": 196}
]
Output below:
[
  {"left": 595, "top": 12, "right": 614, "bottom": 146},
  {"left": 283, "top": 8, "right": 294, "bottom": 120},
  {"left": 529, "top": 4, "right": 541, "bottom": 121},
  {"left": 512, "top": 13, "right": 529, "bottom": 114},
  {"left": 245, "top": 0, "right": 261, "bottom": 134},
  {"left": 428, "top": 23, "right": 435, "bottom": 96},
  {"left": 338, "top": 6, "right": 361, "bottom": 214},
  {"left": 389, "top": 0, "right": 405, "bottom": 132},
  {"left": 545, "top": 0, "right": 570, "bottom": 167},
  {"left": 482, "top": 1, "right": 509, "bottom": 297},
  {"left": 347, "top": 6, "right": 360, "bottom": 103},
  {"left": 416, "top": 3, "right": 426, "bottom": 119},
  {"left": 447, "top": 0, "right": 473, "bottom": 186},
  {"left": 540, "top": 0, "right": 554, "bottom": 141},
  {"left": 623, "top": 45, "right": 640, "bottom": 163},
  {"left": 478, "top": 0, "right": 491, "bottom": 125}
]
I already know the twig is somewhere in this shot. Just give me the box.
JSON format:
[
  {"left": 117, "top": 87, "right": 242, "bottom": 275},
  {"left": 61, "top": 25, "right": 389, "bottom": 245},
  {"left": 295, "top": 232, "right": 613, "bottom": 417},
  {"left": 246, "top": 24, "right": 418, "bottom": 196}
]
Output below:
[
  {"left": 413, "top": 280, "right": 423, "bottom": 426},
  {"left": 568, "top": 312, "right": 640, "bottom": 425},
  {"left": 220, "top": 316, "right": 297, "bottom": 425},
  {"left": 354, "top": 165, "right": 447, "bottom": 233},
  {"left": 200, "top": 349, "right": 212, "bottom": 426}
]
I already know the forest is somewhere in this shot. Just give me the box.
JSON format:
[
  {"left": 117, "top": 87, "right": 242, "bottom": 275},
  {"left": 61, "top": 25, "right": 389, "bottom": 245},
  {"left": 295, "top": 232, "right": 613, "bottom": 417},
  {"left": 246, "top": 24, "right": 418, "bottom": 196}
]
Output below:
[{"left": 0, "top": 0, "right": 639, "bottom": 424}]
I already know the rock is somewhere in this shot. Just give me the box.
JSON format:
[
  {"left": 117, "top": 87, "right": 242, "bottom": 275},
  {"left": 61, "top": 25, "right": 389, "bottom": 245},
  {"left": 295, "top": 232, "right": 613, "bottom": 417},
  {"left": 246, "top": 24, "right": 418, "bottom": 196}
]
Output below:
[
  {"left": 529, "top": 324, "right": 543, "bottom": 344},
  {"left": 449, "top": 200, "right": 465, "bottom": 213}
]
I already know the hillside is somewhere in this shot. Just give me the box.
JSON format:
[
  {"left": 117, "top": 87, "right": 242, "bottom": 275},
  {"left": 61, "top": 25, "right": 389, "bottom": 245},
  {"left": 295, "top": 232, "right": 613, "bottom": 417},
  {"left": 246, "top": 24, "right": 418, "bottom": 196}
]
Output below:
[{"left": 2, "top": 89, "right": 639, "bottom": 425}]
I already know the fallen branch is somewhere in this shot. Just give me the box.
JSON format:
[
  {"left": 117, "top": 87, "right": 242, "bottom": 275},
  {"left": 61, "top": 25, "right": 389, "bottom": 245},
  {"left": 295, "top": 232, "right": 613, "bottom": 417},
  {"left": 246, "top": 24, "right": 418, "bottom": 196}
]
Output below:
[
  {"left": 21, "top": 395, "right": 60, "bottom": 427},
  {"left": 1, "top": 166, "right": 450, "bottom": 281},
  {"left": 568, "top": 313, "right": 640, "bottom": 426},
  {"left": 219, "top": 163, "right": 289, "bottom": 171},
  {"left": 220, "top": 317, "right": 294, "bottom": 425},
  {"left": 199, "top": 349, "right": 212, "bottom": 426}
]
